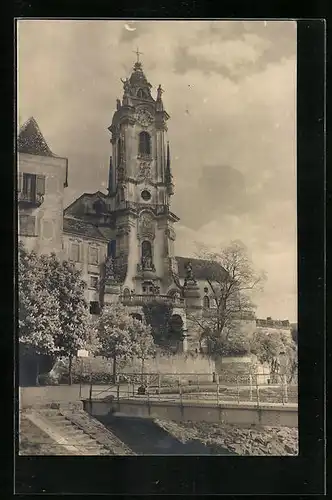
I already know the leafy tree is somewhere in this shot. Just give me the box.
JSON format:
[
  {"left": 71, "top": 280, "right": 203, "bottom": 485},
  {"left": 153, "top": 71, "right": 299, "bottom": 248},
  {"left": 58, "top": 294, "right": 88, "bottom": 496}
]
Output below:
[
  {"left": 142, "top": 301, "right": 174, "bottom": 350},
  {"left": 280, "top": 330, "right": 298, "bottom": 383},
  {"left": 42, "top": 255, "right": 90, "bottom": 384},
  {"left": 290, "top": 323, "right": 298, "bottom": 344},
  {"left": 250, "top": 330, "right": 284, "bottom": 367},
  {"left": 178, "top": 241, "right": 265, "bottom": 359},
  {"left": 250, "top": 329, "right": 298, "bottom": 383},
  {"left": 96, "top": 303, "right": 137, "bottom": 382},
  {"left": 18, "top": 243, "right": 60, "bottom": 383},
  {"left": 130, "top": 319, "right": 155, "bottom": 382}
]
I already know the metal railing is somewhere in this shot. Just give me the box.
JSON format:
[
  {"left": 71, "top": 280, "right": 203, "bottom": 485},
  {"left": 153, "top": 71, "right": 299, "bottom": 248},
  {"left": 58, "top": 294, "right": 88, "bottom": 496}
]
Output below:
[
  {"left": 88, "top": 372, "right": 297, "bottom": 408},
  {"left": 18, "top": 191, "right": 44, "bottom": 206}
]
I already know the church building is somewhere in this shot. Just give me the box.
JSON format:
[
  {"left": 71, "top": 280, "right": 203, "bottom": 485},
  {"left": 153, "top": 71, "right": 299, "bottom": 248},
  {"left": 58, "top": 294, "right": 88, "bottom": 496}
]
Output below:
[{"left": 17, "top": 55, "right": 256, "bottom": 352}]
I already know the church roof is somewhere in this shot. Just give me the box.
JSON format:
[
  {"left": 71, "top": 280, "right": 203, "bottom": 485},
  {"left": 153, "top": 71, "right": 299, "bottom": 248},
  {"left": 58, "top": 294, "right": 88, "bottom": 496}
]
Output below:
[
  {"left": 175, "top": 256, "right": 227, "bottom": 281},
  {"left": 97, "top": 226, "right": 114, "bottom": 240},
  {"left": 18, "top": 117, "right": 56, "bottom": 157},
  {"left": 63, "top": 217, "right": 108, "bottom": 241},
  {"left": 129, "top": 61, "right": 151, "bottom": 88}
]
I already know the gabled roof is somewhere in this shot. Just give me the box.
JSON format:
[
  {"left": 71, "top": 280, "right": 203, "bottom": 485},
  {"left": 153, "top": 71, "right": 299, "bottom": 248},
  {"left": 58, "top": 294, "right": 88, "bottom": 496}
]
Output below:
[
  {"left": 18, "top": 117, "right": 55, "bottom": 157},
  {"left": 64, "top": 191, "right": 108, "bottom": 214},
  {"left": 63, "top": 217, "right": 108, "bottom": 241},
  {"left": 175, "top": 256, "right": 227, "bottom": 281}
]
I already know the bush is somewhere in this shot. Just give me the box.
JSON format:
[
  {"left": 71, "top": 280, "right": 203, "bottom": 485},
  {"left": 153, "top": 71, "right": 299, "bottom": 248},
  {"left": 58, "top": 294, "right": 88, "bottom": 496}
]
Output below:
[
  {"left": 38, "top": 372, "right": 59, "bottom": 386},
  {"left": 58, "top": 371, "right": 116, "bottom": 385}
]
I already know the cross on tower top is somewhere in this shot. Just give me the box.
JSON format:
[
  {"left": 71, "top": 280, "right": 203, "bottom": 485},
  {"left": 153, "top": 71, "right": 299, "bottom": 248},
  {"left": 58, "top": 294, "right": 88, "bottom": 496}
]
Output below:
[{"left": 133, "top": 47, "right": 143, "bottom": 63}]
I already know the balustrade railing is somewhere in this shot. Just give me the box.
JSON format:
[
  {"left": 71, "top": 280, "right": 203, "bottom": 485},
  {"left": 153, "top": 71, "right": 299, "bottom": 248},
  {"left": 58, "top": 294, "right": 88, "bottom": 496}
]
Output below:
[{"left": 120, "top": 293, "right": 184, "bottom": 308}]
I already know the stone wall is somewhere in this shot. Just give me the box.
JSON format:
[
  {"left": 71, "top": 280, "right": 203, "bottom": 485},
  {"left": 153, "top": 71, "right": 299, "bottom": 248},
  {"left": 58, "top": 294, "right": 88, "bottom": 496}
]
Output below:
[
  {"left": 122, "top": 353, "right": 215, "bottom": 382},
  {"left": 214, "top": 355, "right": 255, "bottom": 384}
]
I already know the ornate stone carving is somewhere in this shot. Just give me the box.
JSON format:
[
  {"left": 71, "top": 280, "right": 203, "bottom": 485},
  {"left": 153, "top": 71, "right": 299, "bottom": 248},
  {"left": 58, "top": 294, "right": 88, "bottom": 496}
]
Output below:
[
  {"left": 138, "top": 212, "right": 155, "bottom": 240},
  {"left": 105, "top": 256, "right": 116, "bottom": 281},
  {"left": 138, "top": 161, "right": 152, "bottom": 181},
  {"left": 135, "top": 108, "right": 154, "bottom": 127},
  {"left": 116, "top": 225, "right": 131, "bottom": 236},
  {"left": 165, "top": 226, "right": 176, "bottom": 241}
]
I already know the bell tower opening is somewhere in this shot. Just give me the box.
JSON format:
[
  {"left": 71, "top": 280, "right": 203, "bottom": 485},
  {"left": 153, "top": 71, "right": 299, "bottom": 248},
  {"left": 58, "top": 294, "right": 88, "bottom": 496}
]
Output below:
[{"left": 138, "top": 131, "right": 151, "bottom": 156}]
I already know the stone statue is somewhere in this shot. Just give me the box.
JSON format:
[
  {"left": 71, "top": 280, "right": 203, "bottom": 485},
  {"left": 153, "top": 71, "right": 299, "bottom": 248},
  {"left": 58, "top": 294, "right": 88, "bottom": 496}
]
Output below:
[
  {"left": 185, "top": 261, "right": 194, "bottom": 281},
  {"left": 157, "top": 84, "right": 164, "bottom": 100},
  {"left": 142, "top": 254, "right": 152, "bottom": 269},
  {"left": 105, "top": 256, "right": 116, "bottom": 281},
  {"left": 121, "top": 77, "right": 130, "bottom": 94},
  {"left": 116, "top": 98, "right": 121, "bottom": 110}
]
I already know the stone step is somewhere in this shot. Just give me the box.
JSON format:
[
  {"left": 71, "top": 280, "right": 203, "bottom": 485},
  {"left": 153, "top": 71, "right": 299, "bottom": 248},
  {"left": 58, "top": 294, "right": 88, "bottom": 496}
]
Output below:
[{"left": 60, "top": 428, "right": 86, "bottom": 437}]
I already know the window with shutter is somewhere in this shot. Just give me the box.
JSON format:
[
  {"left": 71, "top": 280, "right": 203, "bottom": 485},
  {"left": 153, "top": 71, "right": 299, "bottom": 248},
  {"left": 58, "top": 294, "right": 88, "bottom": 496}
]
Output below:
[
  {"left": 89, "top": 246, "right": 99, "bottom": 265},
  {"left": 89, "top": 275, "right": 99, "bottom": 289},
  {"left": 19, "top": 215, "right": 36, "bottom": 236},
  {"left": 22, "top": 174, "right": 36, "bottom": 196},
  {"left": 70, "top": 242, "right": 80, "bottom": 262},
  {"left": 36, "top": 175, "right": 46, "bottom": 195}
]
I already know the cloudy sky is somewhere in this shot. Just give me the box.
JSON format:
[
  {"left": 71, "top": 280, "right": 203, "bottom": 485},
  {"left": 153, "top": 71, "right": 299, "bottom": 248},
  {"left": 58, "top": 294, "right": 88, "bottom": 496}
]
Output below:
[{"left": 17, "top": 20, "right": 297, "bottom": 321}]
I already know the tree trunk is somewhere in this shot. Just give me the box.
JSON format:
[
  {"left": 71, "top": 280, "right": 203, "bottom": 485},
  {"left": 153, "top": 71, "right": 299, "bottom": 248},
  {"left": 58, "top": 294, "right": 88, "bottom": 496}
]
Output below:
[
  {"left": 68, "top": 355, "right": 73, "bottom": 386},
  {"left": 112, "top": 355, "right": 117, "bottom": 384},
  {"left": 35, "top": 357, "right": 39, "bottom": 386},
  {"left": 141, "top": 358, "right": 145, "bottom": 385}
]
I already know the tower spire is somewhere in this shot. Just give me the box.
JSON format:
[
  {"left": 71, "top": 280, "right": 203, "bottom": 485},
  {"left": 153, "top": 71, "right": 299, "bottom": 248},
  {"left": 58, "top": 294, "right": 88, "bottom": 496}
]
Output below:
[{"left": 133, "top": 47, "right": 143, "bottom": 64}]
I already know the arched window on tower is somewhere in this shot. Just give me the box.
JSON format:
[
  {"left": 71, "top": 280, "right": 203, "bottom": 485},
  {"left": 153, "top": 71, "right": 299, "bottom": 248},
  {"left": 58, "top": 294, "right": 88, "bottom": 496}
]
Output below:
[
  {"left": 137, "top": 88, "right": 147, "bottom": 99},
  {"left": 203, "top": 296, "right": 210, "bottom": 309},
  {"left": 138, "top": 131, "right": 151, "bottom": 156}
]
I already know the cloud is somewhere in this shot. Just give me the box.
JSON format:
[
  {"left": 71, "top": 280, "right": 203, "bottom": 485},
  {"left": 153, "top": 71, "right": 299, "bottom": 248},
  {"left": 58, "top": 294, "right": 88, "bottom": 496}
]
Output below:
[{"left": 17, "top": 20, "right": 297, "bottom": 321}]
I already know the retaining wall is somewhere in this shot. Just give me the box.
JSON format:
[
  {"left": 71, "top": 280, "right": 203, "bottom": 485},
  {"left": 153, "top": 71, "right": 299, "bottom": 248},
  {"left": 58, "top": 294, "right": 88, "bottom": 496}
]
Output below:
[{"left": 83, "top": 399, "right": 298, "bottom": 428}]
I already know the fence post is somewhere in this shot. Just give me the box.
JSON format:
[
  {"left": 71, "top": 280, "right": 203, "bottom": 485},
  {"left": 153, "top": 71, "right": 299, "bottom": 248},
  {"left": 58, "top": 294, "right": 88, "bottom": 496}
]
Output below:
[
  {"left": 89, "top": 373, "right": 92, "bottom": 402},
  {"left": 236, "top": 376, "right": 240, "bottom": 404},
  {"left": 282, "top": 375, "right": 288, "bottom": 404},
  {"left": 280, "top": 373, "right": 284, "bottom": 405},
  {"left": 255, "top": 374, "right": 260, "bottom": 408},
  {"left": 178, "top": 375, "right": 182, "bottom": 405},
  {"left": 158, "top": 373, "right": 161, "bottom": 402},
  {"left": 196, "top": 373, "right": 200, "bottom": 401},
  {"left": 147, "top": 374, "right": 150, "bottom": 404},
  {"left": 116, "top": 383, "right": 120, "bottom": 402},
  {"left": 249, "top": 374, "right": 253, "bottom": 402},
  {"left": 216, "top": 373, "right": 220, "bottom": 405}
]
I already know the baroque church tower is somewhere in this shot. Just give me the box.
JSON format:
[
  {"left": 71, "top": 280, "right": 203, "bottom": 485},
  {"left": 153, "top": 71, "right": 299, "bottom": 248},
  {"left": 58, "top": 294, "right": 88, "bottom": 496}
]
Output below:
[{"left": 107, "top": 52, "right": 179, "bottom": 296}]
